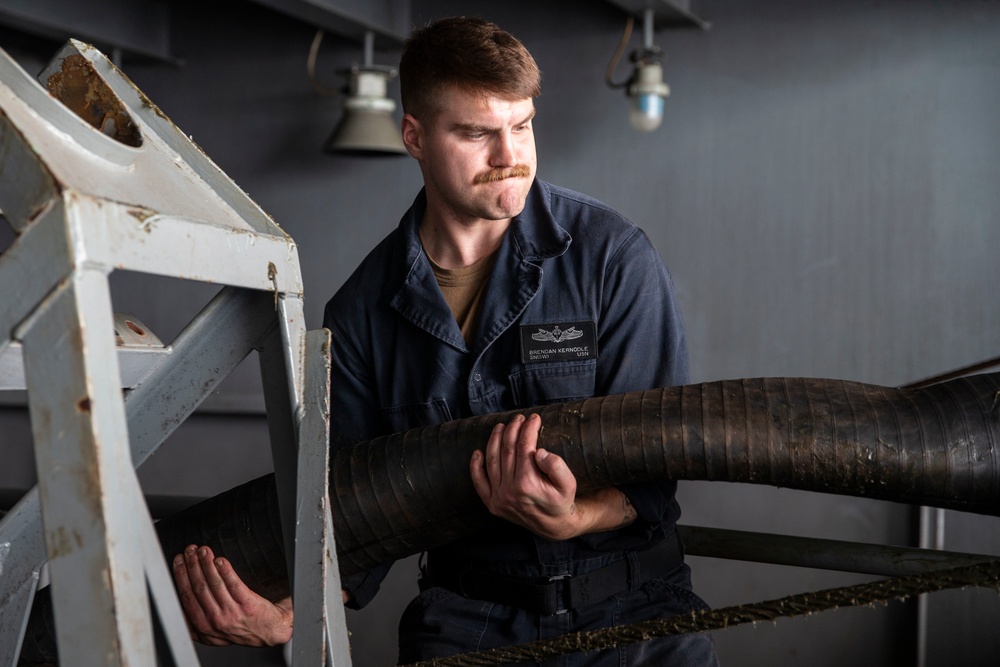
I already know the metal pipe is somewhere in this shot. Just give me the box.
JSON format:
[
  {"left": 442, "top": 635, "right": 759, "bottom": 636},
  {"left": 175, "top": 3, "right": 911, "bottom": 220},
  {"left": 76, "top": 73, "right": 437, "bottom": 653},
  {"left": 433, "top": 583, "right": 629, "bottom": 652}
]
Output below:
[
  {"left": 642, "top": 8, "right": 655, "bottom": 50},
  {"left": 916, "top": 504, "right": 949, "bottom": 667},
  {"left": 678, "top": 525, "right": 996, "bottom": 578},
  {"left": 363, "top": 30, "right": 374, "bottom": 68}
]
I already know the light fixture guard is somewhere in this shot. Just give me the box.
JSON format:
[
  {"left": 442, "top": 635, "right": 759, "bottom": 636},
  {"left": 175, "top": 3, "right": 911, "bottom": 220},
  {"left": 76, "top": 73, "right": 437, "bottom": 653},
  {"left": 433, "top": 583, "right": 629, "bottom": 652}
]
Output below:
[{"left": 628, "top": 59, "right": 670, "bottom": 132}]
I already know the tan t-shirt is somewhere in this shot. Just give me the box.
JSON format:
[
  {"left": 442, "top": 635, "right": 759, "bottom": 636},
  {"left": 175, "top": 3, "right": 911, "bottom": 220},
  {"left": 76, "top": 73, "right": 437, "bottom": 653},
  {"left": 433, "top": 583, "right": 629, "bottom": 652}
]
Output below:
[{"left": 429, "top": 251, "right": 499, "bottom": 345}]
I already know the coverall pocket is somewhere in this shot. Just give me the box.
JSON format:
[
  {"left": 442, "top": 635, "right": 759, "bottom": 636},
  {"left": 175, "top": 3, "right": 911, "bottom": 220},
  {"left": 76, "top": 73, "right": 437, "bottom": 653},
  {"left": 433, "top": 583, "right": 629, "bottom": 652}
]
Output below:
[
  {"left": 381, "top": 398, "right": 452, "bottom": 434},
  {"left": 397, "top": 586, "right": 496, "bottom": 663},
  {"left": 509, "top": 360, "right": 597, "bottom": 407}
]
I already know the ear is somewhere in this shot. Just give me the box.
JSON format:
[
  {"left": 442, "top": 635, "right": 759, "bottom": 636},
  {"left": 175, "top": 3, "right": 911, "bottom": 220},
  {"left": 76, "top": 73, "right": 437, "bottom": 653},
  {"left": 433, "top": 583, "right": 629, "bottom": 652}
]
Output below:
[{"left": 400, "top": 114, "right": 424, "bottom": 160}]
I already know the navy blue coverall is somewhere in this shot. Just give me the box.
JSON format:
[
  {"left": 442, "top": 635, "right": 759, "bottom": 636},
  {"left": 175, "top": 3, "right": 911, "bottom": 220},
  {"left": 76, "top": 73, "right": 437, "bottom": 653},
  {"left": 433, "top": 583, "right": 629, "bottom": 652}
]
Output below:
[{"left": 323, "top": 179, "right": 718, "bottom": 665}]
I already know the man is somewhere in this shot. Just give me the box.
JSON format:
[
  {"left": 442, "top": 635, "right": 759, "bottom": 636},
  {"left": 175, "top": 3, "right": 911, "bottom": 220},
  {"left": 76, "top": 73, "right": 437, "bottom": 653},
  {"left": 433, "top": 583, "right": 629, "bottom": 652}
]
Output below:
[{"left": 174, "top": 16, "right": 717, "bottom": 665}]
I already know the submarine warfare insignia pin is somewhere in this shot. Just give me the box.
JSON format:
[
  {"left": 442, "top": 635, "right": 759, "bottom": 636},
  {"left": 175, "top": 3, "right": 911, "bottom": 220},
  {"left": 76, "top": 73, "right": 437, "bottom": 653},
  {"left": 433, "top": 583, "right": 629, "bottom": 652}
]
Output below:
[{"left": 520, "top": 320, "right": 597, "bottom": 363}]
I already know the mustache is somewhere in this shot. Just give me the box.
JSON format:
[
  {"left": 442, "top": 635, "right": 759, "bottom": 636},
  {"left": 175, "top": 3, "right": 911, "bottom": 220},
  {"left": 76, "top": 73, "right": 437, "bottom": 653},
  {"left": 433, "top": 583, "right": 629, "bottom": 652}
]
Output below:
[{"left": 473, "top": 164, "right": 532, "bottom": 184}]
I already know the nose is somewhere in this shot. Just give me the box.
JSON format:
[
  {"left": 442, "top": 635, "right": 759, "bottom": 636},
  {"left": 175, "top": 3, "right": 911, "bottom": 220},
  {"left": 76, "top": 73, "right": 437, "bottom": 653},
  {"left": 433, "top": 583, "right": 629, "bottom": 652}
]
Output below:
[{"left": 489, "top": 130, "right": 517, "bottom": 167}]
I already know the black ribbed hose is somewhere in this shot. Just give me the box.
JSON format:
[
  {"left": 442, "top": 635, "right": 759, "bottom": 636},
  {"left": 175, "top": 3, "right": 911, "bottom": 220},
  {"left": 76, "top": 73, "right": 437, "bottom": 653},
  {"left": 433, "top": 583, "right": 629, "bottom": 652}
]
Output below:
[
  {"left": 329, "top": 373, "right": 1000, "bottom": 575},
  {"left": 20, "top": 373, "right": 1000, "bottom": 663}
]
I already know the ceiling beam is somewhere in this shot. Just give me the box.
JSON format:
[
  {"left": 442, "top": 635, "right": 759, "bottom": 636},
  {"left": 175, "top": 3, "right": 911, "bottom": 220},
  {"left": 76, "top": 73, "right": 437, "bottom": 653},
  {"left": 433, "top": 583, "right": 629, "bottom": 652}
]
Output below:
[
  {"left": 247, "top": 0, "right": 410, "bottom": 48},
  {"left": 605, "top": 0, "right": 710, "bottom": 30},
  {"left": 0, "top": 0, "right": 175, "bottom": 63}
]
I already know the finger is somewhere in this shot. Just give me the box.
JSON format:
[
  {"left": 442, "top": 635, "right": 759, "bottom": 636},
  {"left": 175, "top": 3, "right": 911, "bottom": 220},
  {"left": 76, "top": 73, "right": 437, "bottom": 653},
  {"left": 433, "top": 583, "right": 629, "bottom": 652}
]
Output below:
[
  {"left": 501, "top": 414, "right": 525, "bottom": 480},
  {"left": 173, "top": 550, "right": 196, "bottom": 611},
  {"left": 212, "top": 555, "right": 258, "bottom": 607},
  {"left": 184, "top": 546, "right": 229, "bottom": 628},
  {"left": 173, "top": 547, "right": 194, "bottom": 596},
  {"left": 484, "top": 421, "right": 505, "bottom": 485},
  {"left": 470, "top": 449, "right": 492, "bottom": 504},
  {"left": 515, "top": 414, "right": 542, "bottom": 481},
  {"left": 196, "top": 546, "right": 233, "bottom": 606},
  {"left": 535, "top": 448, "right": 577, "bottom": 497},
  {"left": 174, "top": 547, "right": 212, "bottom": 631},
  {"left": 183, "top": 544, "right": 210, "bottom": 592}
]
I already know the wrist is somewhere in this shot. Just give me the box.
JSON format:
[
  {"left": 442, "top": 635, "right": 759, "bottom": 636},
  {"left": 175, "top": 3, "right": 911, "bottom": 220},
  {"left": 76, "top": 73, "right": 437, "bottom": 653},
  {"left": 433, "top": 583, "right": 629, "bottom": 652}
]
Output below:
[
  {"left": 572, "top": 488, "right": 636, "bottom": 537},
  {"left": 538, "top": 494, "right": 598, "bottom": 541},
  {"left": 268, "top": 597, "right": 294, "bottom": 646},
  {"left": 545, "top": 501, "right": 588, "bottom": 541}
]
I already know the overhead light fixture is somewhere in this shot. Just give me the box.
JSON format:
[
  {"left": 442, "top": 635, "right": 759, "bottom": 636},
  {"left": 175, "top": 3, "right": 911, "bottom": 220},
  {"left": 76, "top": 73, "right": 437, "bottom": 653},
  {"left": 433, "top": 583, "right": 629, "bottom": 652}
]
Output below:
[
  {"left": 309, "top": 30, "right": 407, "bottom": 156},
  {"left": 606, "top": 8, "right": 670, "bottom": 132}
]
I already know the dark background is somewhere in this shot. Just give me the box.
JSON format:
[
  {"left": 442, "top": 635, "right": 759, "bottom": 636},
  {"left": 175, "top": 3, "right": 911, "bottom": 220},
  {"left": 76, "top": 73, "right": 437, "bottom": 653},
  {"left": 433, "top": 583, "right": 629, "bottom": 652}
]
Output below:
[{"left": 1, "top": 1, "right": 998, "bottom": 665}]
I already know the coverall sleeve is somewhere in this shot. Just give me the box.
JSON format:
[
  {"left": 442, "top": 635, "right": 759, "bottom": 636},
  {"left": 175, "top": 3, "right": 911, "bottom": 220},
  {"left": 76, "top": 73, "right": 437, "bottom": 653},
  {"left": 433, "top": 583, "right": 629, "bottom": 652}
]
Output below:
[
  {"left": 595, "top": 227, "right": 690, "bottom": 526},
  {"left": 322, "top": 300, "right": 391, "bottom": 609}
]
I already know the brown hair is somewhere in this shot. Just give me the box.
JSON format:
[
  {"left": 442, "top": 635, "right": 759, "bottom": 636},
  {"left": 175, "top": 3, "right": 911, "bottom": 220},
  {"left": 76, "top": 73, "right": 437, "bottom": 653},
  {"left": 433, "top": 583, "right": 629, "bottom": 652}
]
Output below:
[{"left": 399, "top": 16, "right": 541, "bottom": 120}]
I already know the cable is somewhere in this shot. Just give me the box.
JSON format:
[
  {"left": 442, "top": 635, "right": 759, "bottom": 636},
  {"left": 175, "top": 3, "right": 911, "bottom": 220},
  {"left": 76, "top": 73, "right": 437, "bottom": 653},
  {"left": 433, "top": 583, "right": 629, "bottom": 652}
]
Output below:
[
  {"left": 605, "top": 15, "right": 635, "bottom": 89},
  {"left": 306, "top": 29, "right": 341, "bottom": 96},
  {"left": 401, "top": 560, "right": 1000, "bottom": 667},
  {"left": 904, "top": 354, "right": 1000, "bottom": 389}
]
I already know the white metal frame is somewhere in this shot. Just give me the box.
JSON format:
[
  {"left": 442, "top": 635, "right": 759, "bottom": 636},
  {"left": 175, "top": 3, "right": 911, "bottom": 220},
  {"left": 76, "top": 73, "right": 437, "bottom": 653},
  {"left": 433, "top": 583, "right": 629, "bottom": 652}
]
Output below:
[{"left": 0, "top": 40, "right": 349, "bottom": 666}]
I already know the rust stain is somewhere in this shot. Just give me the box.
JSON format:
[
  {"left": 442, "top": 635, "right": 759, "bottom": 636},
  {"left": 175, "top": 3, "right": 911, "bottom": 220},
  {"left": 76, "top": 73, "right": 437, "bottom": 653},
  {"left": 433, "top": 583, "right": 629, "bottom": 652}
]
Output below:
[
  {"left": 48, "top": 526, "right": 78, "bottom": 558},
  {"left": 268, "top": 262, "right": 279, "bottom": 308},
  {"left": 27, "top": 199, "right": 55, "bottom": 226},
  {"left": 80, "top": 458, "right": 104, "bottom": 520},
  {"left": 126, "top": 207, "right": 156, "bottom": 226},
  {"left": 77, "top": 396, "right": 92, "bottom": 413},
  {"left": 46, "top": 54, "right": 142, "bottom": 147}
]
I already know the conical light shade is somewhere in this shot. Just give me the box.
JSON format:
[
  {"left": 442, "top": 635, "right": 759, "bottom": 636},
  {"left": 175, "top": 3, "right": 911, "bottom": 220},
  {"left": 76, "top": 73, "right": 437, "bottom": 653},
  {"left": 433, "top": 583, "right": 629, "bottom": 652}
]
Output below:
[
  {"left": 324, "top": 68, "right": 407, "bottom": 156},
  {"left": 324, "top": 104, "right": 407, "bottom": 156}
]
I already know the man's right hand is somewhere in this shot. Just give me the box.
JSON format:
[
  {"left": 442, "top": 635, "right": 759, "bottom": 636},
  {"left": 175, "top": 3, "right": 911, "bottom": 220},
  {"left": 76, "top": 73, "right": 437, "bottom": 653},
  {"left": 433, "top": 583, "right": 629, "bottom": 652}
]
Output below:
[
  {"left": 469, "top": 413, "right": 582, "bottom": 540},
  {"left": 172, "top": 544, "right": 294, "bottom": 647},
  {"left": 469, "top": 414, "right": 639, "bottom": 540}
]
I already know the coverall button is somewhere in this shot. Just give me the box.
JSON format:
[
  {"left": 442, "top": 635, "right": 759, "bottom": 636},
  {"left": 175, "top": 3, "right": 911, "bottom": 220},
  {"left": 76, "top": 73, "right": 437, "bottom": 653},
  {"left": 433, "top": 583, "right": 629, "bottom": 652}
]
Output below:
[{"left": 474, "top": 373, "right": 482, "bottom": 382}]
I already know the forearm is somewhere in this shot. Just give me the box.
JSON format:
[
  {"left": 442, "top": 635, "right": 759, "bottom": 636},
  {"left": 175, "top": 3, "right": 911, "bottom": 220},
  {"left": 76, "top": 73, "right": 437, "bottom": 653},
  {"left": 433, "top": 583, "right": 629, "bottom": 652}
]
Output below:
[{"left": 541, "top": 486, "right": 637, "bottom": 541}]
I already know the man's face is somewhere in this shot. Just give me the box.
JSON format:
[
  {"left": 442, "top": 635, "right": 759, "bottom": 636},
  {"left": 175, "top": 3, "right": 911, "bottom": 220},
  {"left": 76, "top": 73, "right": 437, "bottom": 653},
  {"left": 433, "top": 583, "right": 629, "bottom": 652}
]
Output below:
[{"left": 402, "top": 86, "right": 537, "bottom": 225}]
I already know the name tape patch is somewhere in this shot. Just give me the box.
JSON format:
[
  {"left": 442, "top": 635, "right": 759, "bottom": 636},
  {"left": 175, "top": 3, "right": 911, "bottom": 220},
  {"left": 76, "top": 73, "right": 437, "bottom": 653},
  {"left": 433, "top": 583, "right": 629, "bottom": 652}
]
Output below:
[{"left": 519, "top": 320, "right": 598, "bottom": 363}]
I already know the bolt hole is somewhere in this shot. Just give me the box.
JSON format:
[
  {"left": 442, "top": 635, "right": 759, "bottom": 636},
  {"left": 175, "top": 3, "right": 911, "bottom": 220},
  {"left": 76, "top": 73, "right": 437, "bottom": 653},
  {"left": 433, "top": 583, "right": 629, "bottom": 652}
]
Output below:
[{"left": 125, "top": 320, "right": 145, "bottom": 336}]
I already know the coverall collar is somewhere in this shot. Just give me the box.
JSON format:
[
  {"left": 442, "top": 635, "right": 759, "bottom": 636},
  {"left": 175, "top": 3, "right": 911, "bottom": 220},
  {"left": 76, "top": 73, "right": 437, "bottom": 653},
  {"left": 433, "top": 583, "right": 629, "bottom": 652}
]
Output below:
[{"left": 388, "top": 179, "right": 572, "bottom": 351}]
